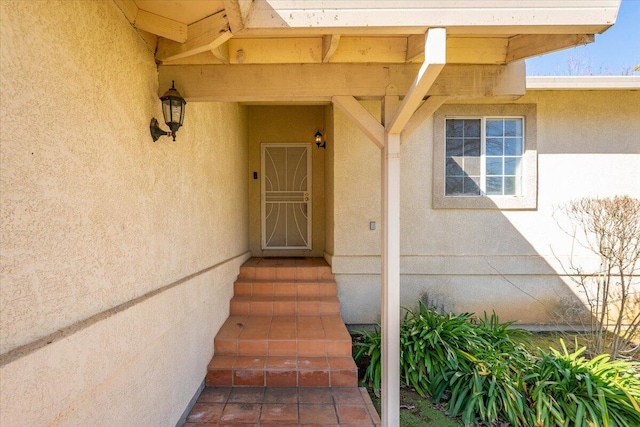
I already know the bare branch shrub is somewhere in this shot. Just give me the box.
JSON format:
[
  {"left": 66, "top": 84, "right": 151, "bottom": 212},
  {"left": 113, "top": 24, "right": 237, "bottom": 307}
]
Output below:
[{"left": 555, "top": 196, "right": 640, "bottom": 359}]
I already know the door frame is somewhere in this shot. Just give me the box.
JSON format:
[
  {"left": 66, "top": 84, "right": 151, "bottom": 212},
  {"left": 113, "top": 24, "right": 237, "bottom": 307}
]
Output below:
[{"left": 260, "top": 143, "right": 313, "bottom": 250}]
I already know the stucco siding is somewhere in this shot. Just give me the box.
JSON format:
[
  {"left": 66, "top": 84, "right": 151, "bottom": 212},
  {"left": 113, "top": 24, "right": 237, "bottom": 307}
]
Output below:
[
  {"left": 330, "top": 89, "right": 640, "bottom": 325},
  {"left": 1, "top": 1, "right": 249, "bottom": 425},
  {"left": 332, "top": 101, "right": 382, "bottom": 257}
]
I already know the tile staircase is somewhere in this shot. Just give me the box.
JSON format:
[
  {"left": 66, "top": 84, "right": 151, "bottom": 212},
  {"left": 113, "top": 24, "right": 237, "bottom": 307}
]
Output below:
[{"left": 206, "top": 258, "right": 358, "bottom": 388}]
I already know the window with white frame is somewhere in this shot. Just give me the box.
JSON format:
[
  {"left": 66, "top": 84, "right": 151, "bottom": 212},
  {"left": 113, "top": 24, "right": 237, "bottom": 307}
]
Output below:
[
  {"left": 432, "top": 104, "right": 537, "bottom": 210},
  {"left": 445, "top": 117, "right": 524, "bottom": 197}
]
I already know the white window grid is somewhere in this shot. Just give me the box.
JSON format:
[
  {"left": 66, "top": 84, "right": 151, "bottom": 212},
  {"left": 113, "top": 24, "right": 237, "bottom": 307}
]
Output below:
[{"left": 444, "top": 116, "right": 526, "bottom": 197}]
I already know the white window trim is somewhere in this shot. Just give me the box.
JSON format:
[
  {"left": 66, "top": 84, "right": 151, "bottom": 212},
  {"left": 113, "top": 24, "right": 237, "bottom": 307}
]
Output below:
[
  {"left": 433, "top": 104, "right": 537, "bottom": 210},
  {"left": 444, "top": 115, "right": 525, "bottom": 197}
]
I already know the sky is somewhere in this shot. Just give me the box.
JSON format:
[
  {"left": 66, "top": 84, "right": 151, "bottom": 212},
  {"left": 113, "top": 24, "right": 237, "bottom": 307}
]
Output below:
[{"left": 525, "top": 0, "right": 640, "bottom": 75}]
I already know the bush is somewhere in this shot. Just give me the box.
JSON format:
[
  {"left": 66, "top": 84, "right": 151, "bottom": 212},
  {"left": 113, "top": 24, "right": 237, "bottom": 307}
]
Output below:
[
  {"left": 555, "top": 196, "right": 640, "bottom": 359},
  {"left": 355, "top": 304, "right": 533, "bottom": 425},
  {"left": 354, "top": 327, "right": 382, "bottom": 392},
  {"left": 354, "top": 305, "right": 640, "bottom": 426},
  {"left": 525, "top": 340, "right": 640, "bottom": 427}
]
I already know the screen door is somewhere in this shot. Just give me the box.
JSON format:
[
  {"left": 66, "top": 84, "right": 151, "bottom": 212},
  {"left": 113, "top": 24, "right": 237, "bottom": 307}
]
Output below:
[{"left": 261, "top": 143, "right": 312, "bottom": 250}]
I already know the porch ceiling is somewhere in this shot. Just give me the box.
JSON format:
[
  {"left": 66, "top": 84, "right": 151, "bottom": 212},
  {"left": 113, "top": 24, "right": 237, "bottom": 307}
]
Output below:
[
  {"left": 116, "top": 0, "right": 618, "bottom": 65},
  {"left": 113, "top": 0, "right": 620, "bottom": 101}
]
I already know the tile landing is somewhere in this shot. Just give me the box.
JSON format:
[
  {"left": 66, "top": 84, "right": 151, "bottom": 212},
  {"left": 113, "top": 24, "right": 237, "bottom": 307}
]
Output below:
[{"left": 183, "top": 386, "right": 381, "bottom": 427}]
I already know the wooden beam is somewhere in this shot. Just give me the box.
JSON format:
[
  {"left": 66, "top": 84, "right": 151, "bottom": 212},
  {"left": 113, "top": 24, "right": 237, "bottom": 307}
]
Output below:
[
  {"left": 161, "top": 64, "right": 412, "bottom": 101},
  {"left": 412, "top": 35, "right": 510, "bottom": 64},
  {"left": 330, "top": 37, "right": 406, "bottom": 63},
  {"left": 156, "top": 12, "right": 231, "bottom": 62},
  {"left": 322, "top": 35, "right": 341, "bottom": 63},
  {"left": 223, "top": 0, "right": 253, "bottom": 33},
  {"left": 506, "top": 33, "right": 595, "bottom": 62},
  {"left": 228, "top": 38, "right": 322, "bottom": 64},
  {"left": 331, "top": 96, "right": 384, "bottom": 149},
  {"left": 185, "top": 36, "right": 408, "bottom": 64},
  {"left": 162, "top": 52, "right": 225, "bottom": 66},
  {"left": 387, "top": 28, "right": 446, "bottom": 134},
  {"left": 402, "top": 96, "right": 448, "bottom": 138},
  {"left": 492, "top": 60, "right": 526, "bottom": 95},
  {"left": 448, "top": 37, "right": 508, "bottom": 64},
  {"left": 113, "top": 0, "right": 138, "bottom": 24},
  {"left": 159, "top": 31, "right": 231, "bottom": 62},
  {"left": 406, "top": 34, "right": 423, "bottom": 63},
  {"left": 134, "top": 10, "right": 187, "bottom": 43},
  {"left": 158, "top": 62, "right": 525, "bottom": 102},
  {"left": 153, "top": 35, "right": 591, "bottom": 65}
]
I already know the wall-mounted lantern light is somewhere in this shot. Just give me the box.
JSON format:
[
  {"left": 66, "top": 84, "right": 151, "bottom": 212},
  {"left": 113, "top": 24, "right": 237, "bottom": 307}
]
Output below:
[
  {"left": 150, "top": 80, "right": 187, "bottom": 142},
  {"left": 315, "top": 131, "right": 326, "bottom": 149}
]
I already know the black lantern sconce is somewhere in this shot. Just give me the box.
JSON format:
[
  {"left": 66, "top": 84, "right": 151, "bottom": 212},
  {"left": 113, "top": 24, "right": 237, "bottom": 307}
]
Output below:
[
  {"left": 315, "top": 131, "right": 326, "bottom": 149},
  {"left": 150, "top": 80, "right": 187, "bottom": 142}
]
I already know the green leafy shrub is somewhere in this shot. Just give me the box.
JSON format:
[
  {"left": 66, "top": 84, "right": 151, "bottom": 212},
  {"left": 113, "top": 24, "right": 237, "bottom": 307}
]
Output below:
[
  {"left": 353, "top": 328, "right": 382, "bottom": 392},
  {"left": 354, "top": 304, "right": 532, "bottom": 425},
  {"left": 399, "top": 304, "right": 479, "bottom": 397},
  {"left": 422, "top": 310, "right": 533, "bottom": 426},
  {"left": 525, "top": 340, "right": 640, "bottom": 427},
  {"left": 353, "top": 305, "right": 640, "bottom": 426}
]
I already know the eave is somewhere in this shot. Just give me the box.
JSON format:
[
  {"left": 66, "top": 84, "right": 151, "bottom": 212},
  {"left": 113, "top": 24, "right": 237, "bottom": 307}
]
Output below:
[
  {"left": 114, "top": 0, "right": 621, "bottom": 67},
  {"left": 527, "top": 76, "right": 640, "bottom": 90},
  {"left": 244, "top": 1, "right": 619, "bottom": 34}
]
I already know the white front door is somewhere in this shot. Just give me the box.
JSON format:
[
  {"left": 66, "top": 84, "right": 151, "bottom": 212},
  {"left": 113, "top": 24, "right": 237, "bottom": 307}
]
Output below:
[{"left": 261, "top": 143, "right": 312, "bottom": 250}]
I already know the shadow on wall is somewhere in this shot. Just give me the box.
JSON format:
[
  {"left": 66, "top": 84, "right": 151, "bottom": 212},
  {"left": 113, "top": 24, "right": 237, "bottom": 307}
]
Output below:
[
  {"left": 399, "top": 95, "right": 638, "bottom": 328},
  {"left": 333, "top": 93, "right": 639, "bottom": 328},
  {"left": 397, "top": 203, "right": 592, "bottom": 329}
]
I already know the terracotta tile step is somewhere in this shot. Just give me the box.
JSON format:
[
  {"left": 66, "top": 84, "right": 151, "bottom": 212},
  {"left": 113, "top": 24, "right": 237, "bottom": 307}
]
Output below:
[
  {"left": 214, "top": 336, "right": 352, "bottom": 357},
  {"left": 234, "top": 279, "right": 338, "bottom": 297},
  {"left": 239, "top": 258, "right": 334, "bottom": 281},
  {"left": 214, "top": 315, "right": 353, "bottom": 357},
  {"left": 206, "top": 356, "right": 358, "bottom": 388},
  {"left": 230, "top": 295, "right": 341, "bottom": 316}
]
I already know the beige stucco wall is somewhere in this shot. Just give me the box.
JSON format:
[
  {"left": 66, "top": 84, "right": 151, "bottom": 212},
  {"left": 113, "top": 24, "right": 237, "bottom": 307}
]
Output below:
[
  {"left": 329, "top": 89, "right": 640, "bottom": 325},
  {"left": 0, "top": 1, "right": 249, "bottom": 426},
  {"left": 248, "top": 106, "right": 326, "bottom": 257},
  {"left": 331, "top": 101, "right": 383, "bottom": 258}
]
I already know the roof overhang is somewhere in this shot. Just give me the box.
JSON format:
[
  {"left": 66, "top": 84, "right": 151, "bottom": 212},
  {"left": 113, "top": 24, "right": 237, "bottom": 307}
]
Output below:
[
  {"left": 527, "top": 76, "right": 640, "bottom": 90},
  {"left": 244, "top": 1, "right": 620, "bottom": 35},
  {"left": 115, "top": 0, "right": 620, "bottom": 67}
]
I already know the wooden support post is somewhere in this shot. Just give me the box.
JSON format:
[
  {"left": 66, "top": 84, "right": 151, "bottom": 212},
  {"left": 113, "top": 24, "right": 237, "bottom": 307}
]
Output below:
[
  {"left": 387, "top": 28, "right": 446, "bottom": 134},
  {"left": 381, "top": 94, "right": 400, "bottom": 427}
]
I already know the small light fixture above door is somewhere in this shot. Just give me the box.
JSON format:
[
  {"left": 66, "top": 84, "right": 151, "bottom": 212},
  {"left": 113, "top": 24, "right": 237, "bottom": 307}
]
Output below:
[
  {"left": 150, "top": 80, "right": 187, "bottom": 142},
  {"left": 315, "top": 131, "right": 325, "bottom": 149}
]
